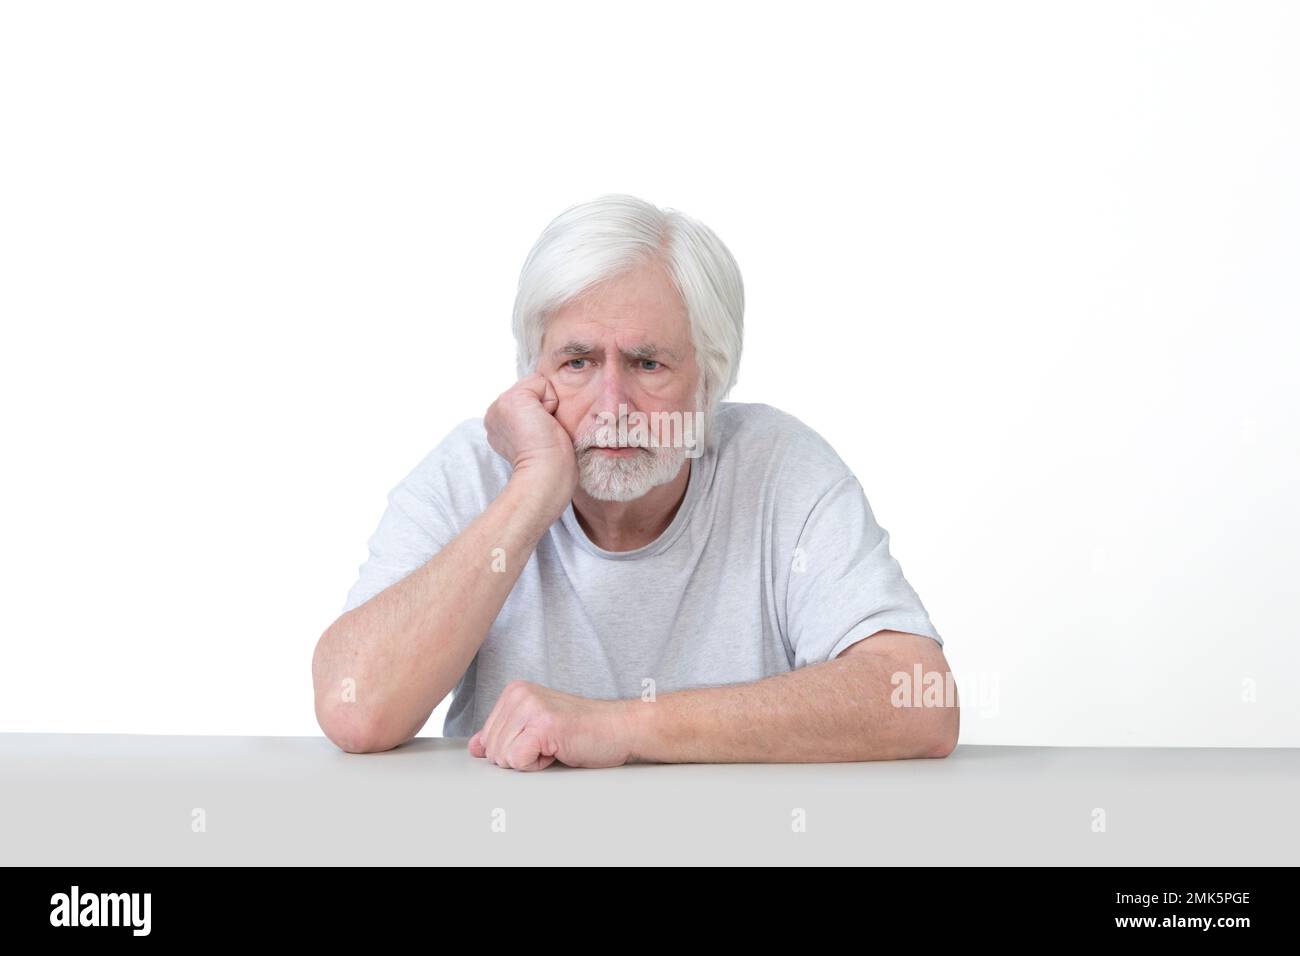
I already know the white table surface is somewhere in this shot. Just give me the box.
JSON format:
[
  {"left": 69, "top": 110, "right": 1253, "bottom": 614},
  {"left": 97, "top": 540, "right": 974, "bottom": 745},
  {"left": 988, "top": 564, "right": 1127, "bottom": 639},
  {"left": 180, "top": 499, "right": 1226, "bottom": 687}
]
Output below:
[{"left": 3, "top": 734, "right": 1296, "bottom": 865}]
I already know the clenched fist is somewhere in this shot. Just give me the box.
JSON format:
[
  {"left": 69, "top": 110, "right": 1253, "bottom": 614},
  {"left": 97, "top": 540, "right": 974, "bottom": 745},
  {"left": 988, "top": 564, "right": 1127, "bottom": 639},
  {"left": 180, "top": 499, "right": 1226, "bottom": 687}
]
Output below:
[
  {"left": 483, "top": 372, "right": 578, "bottom": 520},
  {"left": 468, "top": 680, "right": 641, "bottom": 771}
]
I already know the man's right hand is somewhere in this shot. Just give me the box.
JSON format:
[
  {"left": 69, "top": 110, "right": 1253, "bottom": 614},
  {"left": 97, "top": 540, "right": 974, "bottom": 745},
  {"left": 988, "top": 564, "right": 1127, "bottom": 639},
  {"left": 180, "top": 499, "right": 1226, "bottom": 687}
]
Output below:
[{"left": 484, "top": 372, "right": 578, "bottom": 519}]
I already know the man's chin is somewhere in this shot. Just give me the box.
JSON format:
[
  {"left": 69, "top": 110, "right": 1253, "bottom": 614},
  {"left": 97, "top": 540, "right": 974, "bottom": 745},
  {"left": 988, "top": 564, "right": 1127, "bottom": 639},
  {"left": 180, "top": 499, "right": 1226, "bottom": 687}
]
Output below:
[
  {"left": 576, "top": 446, "right": 686, "bottom": 503},
  {"left": 580, "top": 486, "right": 651, "bottom": 503},
  {"left": 577, "top": 471, "right": 654, "bottom": 501},
  {"left": 577, "top": 467, "right": 653, "bottom": 502}
]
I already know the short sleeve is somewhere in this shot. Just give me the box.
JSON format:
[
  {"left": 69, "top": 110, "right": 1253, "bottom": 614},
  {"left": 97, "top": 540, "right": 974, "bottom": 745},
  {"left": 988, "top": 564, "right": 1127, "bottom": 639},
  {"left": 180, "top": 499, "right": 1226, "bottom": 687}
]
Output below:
[
  {"left": 340, "top": 473, "right": 460, "bottom": 615},
  {"left": 784, "top": 474, "right": 943, "bottom": 667},
  {"left": 340, "top": 418, "right": 501, "bottom": 614}
]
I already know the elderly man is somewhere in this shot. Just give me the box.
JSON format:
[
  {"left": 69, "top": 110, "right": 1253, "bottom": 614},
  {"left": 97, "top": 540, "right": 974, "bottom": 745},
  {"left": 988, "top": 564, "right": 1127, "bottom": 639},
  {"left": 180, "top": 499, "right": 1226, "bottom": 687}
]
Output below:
[{"left": 312, "top": 194, "right": 958, "bottom": 769}]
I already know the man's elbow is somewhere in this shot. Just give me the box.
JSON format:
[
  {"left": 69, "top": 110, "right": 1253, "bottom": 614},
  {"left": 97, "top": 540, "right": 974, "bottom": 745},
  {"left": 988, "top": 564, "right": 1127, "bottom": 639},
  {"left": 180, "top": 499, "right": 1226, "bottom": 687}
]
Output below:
[
  {"left": 910, "top": 642, "right": 958, "bottom": 758},
  {"left": 316, "top": 701, "right": 404, "bottom": 754},
  {"left": 925, "top": 704, "right": 960, "bottom": 758},
  {"left": 312, "top": 636, "right": 403, "bottom": 754}
]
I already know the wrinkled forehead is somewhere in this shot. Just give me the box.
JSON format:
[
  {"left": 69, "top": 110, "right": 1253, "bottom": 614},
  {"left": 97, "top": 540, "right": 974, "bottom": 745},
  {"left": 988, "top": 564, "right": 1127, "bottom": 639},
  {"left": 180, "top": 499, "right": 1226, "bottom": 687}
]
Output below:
[{"left": 541, "top": 264, "right": 692, "bottom": 354}]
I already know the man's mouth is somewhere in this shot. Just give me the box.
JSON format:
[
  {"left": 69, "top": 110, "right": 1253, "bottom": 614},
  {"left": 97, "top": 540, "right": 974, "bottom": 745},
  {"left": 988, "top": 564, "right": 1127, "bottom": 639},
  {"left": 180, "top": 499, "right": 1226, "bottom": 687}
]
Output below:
[{"left": 589, "top": 446, "right": 648, "bottom": 457}]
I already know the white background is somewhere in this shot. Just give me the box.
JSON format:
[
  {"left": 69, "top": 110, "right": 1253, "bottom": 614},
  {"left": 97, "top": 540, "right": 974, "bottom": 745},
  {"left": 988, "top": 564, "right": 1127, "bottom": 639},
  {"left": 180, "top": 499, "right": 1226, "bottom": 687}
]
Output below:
[{"left": 2, "top": 1, "right": 1296, "bottom": 747}]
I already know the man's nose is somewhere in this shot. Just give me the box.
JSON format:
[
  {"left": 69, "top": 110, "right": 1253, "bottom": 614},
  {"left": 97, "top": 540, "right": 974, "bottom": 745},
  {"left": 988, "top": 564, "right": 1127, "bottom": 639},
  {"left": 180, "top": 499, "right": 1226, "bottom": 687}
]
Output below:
[{"left": 592, "top": 358, "right": 633, "bottom": 416}]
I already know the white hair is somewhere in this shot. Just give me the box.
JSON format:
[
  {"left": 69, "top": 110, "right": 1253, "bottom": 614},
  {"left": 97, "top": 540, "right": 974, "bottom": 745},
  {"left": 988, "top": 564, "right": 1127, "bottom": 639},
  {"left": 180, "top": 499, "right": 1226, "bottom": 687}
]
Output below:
[{"left": 511, "top": 193, "right": 744, "bottom": 447}]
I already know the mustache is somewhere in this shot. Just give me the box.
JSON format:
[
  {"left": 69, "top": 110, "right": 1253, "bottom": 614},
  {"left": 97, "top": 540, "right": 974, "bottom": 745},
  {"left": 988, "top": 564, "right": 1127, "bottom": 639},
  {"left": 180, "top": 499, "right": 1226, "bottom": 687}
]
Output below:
[{"left": 573, "top": 431, "right": 653, "bottom": 453}]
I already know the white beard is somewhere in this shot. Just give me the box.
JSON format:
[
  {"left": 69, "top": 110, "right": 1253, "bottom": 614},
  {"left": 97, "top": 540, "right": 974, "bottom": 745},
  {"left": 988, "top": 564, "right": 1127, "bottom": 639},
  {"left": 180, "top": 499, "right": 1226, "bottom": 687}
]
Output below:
[
  {"left": 574, "top": 440, "right": 688, "bottom": 502},
  {"left": 571, "top": 384, "right": 708, "bottom": 502}
]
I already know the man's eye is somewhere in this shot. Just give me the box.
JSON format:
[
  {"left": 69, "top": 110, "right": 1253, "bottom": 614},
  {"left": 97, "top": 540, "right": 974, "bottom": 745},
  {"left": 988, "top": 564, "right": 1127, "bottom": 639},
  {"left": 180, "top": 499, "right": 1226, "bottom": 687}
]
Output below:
[
  {"left": 564, "top": 358, "right": 590, "bottom": 370},
  {"left": 638, "top": 360, "right": 661, "bottom": 371}
]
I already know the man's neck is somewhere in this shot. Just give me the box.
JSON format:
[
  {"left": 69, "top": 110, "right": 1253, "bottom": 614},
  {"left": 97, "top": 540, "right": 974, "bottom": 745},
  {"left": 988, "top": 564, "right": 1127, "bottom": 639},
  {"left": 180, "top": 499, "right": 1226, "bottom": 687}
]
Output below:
[{"left": 572, "top": 460, "right": 692, "bottom": 552}]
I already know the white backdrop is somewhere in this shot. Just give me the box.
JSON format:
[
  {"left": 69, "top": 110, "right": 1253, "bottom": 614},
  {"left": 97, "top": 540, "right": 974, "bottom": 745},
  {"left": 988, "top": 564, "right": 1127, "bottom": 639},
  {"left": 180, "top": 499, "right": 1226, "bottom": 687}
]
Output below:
[{"left": 2, "top": 1, "right": 1296, "bottom": 747}]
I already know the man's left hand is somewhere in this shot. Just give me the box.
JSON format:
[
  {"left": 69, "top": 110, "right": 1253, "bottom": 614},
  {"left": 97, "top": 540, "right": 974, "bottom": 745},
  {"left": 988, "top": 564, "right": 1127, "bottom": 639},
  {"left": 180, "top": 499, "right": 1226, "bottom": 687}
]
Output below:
[{"left": 468, "top": 680, "right": 638, "bottom": 771}]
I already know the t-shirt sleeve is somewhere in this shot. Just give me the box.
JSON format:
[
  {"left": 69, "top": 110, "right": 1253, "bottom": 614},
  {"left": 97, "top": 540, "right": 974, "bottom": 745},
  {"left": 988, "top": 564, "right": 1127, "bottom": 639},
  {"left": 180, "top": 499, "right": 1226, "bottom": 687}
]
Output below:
[
  {"left": 341, "top": 418, "right": 497, "bottom": 614},
  {"left": 340, "top": 477, "right": 459, "bottom": 614},
  {"left": 784, "top": 473, "right": 943, "bottom": 667}
]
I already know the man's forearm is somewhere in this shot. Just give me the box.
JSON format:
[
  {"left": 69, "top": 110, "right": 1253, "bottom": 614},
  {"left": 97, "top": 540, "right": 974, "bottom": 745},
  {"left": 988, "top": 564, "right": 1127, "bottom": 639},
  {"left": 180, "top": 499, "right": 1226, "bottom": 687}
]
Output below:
[
  {"left": 625, "top": 636, "right": 958, "bottom": 763},
  {"left": 313, "top": 473, "right": 562, "bottom": 752}
]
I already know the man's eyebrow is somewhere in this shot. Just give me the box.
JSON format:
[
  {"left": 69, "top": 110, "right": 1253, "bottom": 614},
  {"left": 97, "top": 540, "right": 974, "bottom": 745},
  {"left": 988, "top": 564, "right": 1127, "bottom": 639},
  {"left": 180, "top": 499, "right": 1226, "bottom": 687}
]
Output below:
[
  {"left": 552, "top": 341, "right": 594, "bottom": 358},
  {"left": 624, "top": 343, "right": 681, "bottom": 361},
  {"left": 550, "top": 341, "right": 682, "bottom": 362}
]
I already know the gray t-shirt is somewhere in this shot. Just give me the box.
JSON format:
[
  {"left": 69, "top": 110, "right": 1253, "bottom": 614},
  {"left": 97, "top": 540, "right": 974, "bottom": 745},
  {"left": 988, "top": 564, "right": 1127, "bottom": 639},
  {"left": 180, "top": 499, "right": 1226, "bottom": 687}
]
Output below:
[{"left": 343, "top": 401, "right": 943, "bottom": 738}]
